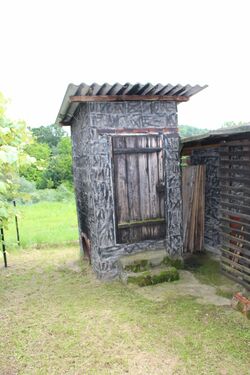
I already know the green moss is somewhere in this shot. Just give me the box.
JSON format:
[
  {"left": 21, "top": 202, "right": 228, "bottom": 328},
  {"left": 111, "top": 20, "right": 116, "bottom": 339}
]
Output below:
[
  {"left": 162, "top": 256, "right": 184, "bottom": 269},
  {"left": 124, "top": 259, "right": 149, "bottom": 273},
  {"left": 127, "top": 272, "right": 152, "bottom": 286},
  {"left": 151, "top": 268, "right": 180, "bottom": 284},
  {"left": 127, "top": 267, "right": 179, "bottom": 287}
]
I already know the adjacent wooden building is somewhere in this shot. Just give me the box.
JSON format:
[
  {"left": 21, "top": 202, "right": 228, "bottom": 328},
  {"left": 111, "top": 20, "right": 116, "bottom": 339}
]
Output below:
[
  {"left": 182, "top": 126, "right": 250, "bottom": 289},
  {"left": 56, "top": 82, "right": 206, "bottom": 278}
]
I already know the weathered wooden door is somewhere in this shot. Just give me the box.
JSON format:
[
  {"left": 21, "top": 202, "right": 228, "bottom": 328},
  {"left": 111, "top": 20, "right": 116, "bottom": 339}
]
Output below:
[
  {"left": 182, "top": 165, "right": 206, "bottom": 253},
  {"left": 112, "top": 135, "right": 166, "bottom": 244}
]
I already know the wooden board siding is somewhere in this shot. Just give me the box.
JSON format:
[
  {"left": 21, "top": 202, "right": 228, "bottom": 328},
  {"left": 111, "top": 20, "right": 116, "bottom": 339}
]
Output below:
[
  {"left": 112, "top": 135, "right": 166, "bottom": 243},
  {"left": 219, "top": 139, "right": 250, "bottom": 289}
]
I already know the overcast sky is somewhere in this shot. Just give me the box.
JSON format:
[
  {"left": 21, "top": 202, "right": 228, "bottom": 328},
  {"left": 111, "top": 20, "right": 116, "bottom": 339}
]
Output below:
[{"left": 0, "top": 0, "right": 249, "bottom": 129}]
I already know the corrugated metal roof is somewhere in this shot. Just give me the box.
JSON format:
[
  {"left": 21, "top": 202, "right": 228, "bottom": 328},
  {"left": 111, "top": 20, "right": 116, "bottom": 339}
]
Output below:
[
  {"left": 182, "top": 125, "right": 250, "bottom": 147},
  {"left": 56, "top": 82, "right": 208, "bottom": 125}
]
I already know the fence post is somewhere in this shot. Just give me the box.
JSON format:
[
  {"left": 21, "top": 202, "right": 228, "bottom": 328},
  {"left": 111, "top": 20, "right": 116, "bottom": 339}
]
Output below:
[
  {"left": 0, "top": 226, "right": 7, "bottom": 268},
  {"left": 13, "top": 200, "right": 20, "bottom": 246}
]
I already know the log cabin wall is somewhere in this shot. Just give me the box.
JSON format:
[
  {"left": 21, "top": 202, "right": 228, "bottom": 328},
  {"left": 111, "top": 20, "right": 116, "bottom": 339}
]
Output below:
[
  {"left": 182, "top": 129, "right": 250, "bottom": 289},
  {"left": 71, "top": 101, "right": 183, "bottom": 279}
]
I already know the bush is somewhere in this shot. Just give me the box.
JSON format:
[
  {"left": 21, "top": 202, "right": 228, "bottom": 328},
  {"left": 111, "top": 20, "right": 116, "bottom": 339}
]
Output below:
[{"left": 17, "top": 178, "right": 74, "bottom": 205}]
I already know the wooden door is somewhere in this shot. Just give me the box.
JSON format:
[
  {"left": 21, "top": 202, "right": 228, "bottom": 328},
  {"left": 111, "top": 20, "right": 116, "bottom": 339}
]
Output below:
[
  {"left": 182, "top": 165, "right": 206, "bottom": 253},
  {"left": 112, "top": 135, "right": 166, "bottom": 244}
]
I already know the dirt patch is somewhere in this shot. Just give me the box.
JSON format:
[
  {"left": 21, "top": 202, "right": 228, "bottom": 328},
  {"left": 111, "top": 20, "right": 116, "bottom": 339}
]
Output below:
[
  {"left": 127, "top": 350, "right": 180, "bottom": 375},
  {"left": 134, "top": 270, "right": 231, "bottom": 306}
]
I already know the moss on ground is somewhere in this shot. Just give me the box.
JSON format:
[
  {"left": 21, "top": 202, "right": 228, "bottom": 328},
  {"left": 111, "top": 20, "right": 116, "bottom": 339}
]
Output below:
[
  {"left": 162, "top": 256, "right": 184, "bottom": 269},
  {"left": 128, "top": 267, "right": 179, "bottom": 287},
  {"left": 124, "top": 259, "right": 149, "bottom": 273}
]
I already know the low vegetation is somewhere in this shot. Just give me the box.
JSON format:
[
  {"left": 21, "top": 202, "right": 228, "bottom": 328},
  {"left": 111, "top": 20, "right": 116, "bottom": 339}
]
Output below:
[
  {"left": 127, "top": 267, "right": 180, "bottom": 287},
  {"left": 4, "top": 201, "right": 78, "bottom": 249},
  {"left": 0, "top": 246, "right": 249, "bottom": 374}
]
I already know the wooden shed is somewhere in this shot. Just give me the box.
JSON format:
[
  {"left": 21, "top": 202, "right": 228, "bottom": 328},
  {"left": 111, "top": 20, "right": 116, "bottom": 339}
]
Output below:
[
  {"left": 182, "top": 126, "right": 250, "bottom": 289},
  {"left": 56, "top": 82, "right": 206, "bottom": 279}
]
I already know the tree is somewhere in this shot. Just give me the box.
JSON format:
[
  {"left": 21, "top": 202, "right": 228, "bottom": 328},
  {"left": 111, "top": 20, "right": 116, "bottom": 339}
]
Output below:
[
  {"left": 179, "top": 125, "right": 209, "bottom": 138},
  {"left": 43, "top": 137, "right": 73, "bottom": 188},
  {"left": 0, "top": 92, "right": 34, "bottom": 228},
  {"left": 221, "top": 121, "right": 247, "bottom": 128},
  {"left": 31, "top": 124, "right": 66, "bottom": 148},
  {"left": 19, "top": 142, "right": 51, "bottom": 189}
]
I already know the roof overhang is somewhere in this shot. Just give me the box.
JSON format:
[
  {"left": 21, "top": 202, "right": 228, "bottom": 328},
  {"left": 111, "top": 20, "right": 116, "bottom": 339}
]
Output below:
[
  {"left": 182, "top": 125, "right": 250, "bottom": 150},
  {"left": 55, "top": 82, "right": 208, "bottom": 126}
]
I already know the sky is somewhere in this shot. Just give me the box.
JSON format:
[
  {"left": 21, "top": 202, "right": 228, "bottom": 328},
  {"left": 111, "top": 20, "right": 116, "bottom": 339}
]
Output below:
[{"left": 0, "top": 0, "right": 249, "bottom": 130}]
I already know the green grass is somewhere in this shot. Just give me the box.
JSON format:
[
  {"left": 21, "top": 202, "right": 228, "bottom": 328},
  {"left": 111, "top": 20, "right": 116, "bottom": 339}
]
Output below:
[
  {"left": 4, "top": 201, "right": 78, "bottom": 249},
  {"left": 0, "top": 247, "right": 249, "bottom": 375}
]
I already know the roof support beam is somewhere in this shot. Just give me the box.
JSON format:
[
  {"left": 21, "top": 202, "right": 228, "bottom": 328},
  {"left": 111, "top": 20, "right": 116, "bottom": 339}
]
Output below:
[{"left": 69, "top": 95, "right": 189, "bottom": 103}]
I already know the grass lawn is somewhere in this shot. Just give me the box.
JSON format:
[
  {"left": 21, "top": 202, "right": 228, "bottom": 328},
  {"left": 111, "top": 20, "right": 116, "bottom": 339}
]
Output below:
[
  {"left": 4, "top": 201, "right": 78, "bottom": 249},
  {"left": 0, "top": 247, "right": 249, "bottom": 375}
]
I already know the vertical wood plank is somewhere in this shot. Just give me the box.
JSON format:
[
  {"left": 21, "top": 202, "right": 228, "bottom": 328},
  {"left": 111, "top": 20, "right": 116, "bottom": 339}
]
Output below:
[
  {"left": 126, "top": 136, "right": 141, "bottom": 241},
  {"left": 113, "top": 134, "right": 166, "bottom": 244}
]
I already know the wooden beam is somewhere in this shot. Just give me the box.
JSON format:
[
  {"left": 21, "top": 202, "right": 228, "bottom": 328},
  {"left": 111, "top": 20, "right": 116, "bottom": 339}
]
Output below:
[
  {"left": 181, "top": 143, "right": 220, "bottom": 154},
  {"left": 113, "top": 147, "right": 162, "bottom": 155},
  {"left": 221, "top": 209, "right": 250, "bottom": 222},
  {"left": 221, "top": 263, "right": 250, "bottom": 282},
  {"left": 221, "top": 247, "right": 250, "bottom": 263},
  {"left": 221, "top": 241, "right": 250, "bottom": 257},
  {"left": 221, "top": 256, "right": 250, "bottom": 276},
  {"left": 97, "top": 127, "right": 178, "bottom": 135},
  {"left": 70, "top": 95, "right": 189, "bottom": 103},
  {"left": 118, "top": 218, "right": 165, "bottom": 229}
]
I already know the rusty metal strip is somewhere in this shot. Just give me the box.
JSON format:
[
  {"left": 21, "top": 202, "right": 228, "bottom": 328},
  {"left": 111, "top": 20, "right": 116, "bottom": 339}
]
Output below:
[{"left": 70, "top": 95, "right": 189, "bottom": 103}]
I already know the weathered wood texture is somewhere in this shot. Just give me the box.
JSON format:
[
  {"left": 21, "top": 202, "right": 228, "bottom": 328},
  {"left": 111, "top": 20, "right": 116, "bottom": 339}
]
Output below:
[
  {"left": 70, "top": 95, "right": 189, "bottom": 103},
  {"left": 190, "top": 147, "right": 220, "bottom": 248},
  {"left": 113, "top": 135, "right": 165, "bottom": 243},
  {"left": 182, "top": 165, "right": 205, "bottom": 253},
  {"left": 219, "top": 139, "right": 250, "bottom": 289},
  {"left": 71, "top": 101, "right": 182, "bottom": 279}
]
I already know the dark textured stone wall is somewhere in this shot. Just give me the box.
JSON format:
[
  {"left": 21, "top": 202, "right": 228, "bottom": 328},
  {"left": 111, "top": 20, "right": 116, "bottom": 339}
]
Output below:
[
  {"left": 164, "top": 133, "right": 183, "bottom": 255},
  {"left": 71, "top": 101, "right": 183, "bottom": 279},
  {"left": 190, "top": 147, "right": 220, "bottom": 248}
]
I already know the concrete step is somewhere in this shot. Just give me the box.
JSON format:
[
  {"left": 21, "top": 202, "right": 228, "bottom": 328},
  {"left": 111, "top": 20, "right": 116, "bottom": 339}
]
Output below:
[
  {"left": 118, "top": 249, "right": 183, "bottom": 273},
  {"left": 121, "top": 265, "right": 180, "bottom": 286},
  {"left": 118, "top": 249, "right": 167, "bottom": 273}
]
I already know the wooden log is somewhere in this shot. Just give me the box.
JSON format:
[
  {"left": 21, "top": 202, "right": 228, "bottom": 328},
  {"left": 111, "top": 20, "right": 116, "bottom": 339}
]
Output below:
[
  {"left": 220, "top": 232, "right": 250, "bottom": 247},
  {"left": 221, "top": 241, "right": 250, "bottom": 256},
  {"left": 221, "top": 256, "right": 250, "bottom": 275},
  {"left": 220, "top": 200, "right": 250, "bottom": 215},
  {"left": 221, "top": 247, "right": 250, "bottom": 263},
  {"left": 221, "top": 224, "right": 250, "bottom": 238},
  {"left": 220, "top": 217, "right": 250, "bottom": 230},
  {"left": 220, "top": 209, "right": 250, "bottom": 222},
  {"left": 221, "top": 263, "right": 250, "bottom": 283}
]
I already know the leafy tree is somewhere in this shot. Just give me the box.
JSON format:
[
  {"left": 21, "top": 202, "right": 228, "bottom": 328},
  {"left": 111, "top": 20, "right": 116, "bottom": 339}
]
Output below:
[
  {"left": 31, "top": 124, "right": 66, "bottom": 148},
  {"left": 179, "top": 125, "right": 209, "bottom": 138},
  {"left": 19, "top": 142, "right": 51, "bottom": 189},
  {"left": 0, "top": 92, "right": 34, "bottom": 228},
  {"left": 221, "top": 121, "right": 247, "bottom": 128},
  {"left": 43, "top": 137, "right": 73, "bottom": 188}
]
